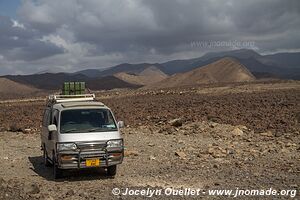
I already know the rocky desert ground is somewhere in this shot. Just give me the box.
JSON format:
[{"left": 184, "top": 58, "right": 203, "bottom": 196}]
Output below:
[{"left": 0, "top": 81, "right": 299, "bottom": 199}]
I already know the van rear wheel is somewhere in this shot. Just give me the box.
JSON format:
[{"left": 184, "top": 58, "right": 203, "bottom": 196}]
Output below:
[
  {"left": 107, "top": 165, "right": 117, "bottom": 177},
  {"left": 43, "top": 146, "right": 51, "bottom": 167}
]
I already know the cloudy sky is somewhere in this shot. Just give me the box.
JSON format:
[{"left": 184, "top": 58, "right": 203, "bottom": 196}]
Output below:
[{"left": 0, "top": 0, "right": 299, "bottom": 75}]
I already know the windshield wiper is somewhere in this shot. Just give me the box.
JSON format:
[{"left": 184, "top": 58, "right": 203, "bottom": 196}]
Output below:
[
  {"left": 63, "top": 128, "right": 78, "bottom": 133},
  {"left": 62, "top": 127, "right": 117, "bottom": 133},
  {"left": 87, "top": 127, "right": 117, "bottom": 132},
  {"left": 87, "top": 128, "right": 106, "bottom": 132}
]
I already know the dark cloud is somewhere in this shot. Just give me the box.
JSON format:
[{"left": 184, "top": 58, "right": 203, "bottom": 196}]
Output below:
[
  {"left": 0, "top": 0, "right": 299, "bottom": 74},
  {"left": 0, "top": 15, "right": 64, "bottom": 61},
  {"left": 5, "top": 39, "right": 65, "bottom": 61}
]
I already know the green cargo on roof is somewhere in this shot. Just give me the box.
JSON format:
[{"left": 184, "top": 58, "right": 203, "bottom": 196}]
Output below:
[{"left": 62, "top": 82, "right": 86, "bottom": 95}]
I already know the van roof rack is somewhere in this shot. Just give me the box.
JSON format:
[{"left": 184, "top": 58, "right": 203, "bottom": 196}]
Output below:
[{"left": 47, "top": 94, "right": 96, "bottom": 105}]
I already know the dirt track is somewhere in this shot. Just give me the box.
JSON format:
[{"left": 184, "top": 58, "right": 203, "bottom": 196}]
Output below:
[{"left": 0, "top": 81, "right": 299, "bottom": 199}]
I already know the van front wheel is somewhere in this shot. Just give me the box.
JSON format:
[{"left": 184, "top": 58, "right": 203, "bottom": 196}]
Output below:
[
  {"left": 107, "top": 165, "right": 117, "bottom": 177},
  {"left": 53, "top": 154, "right": 63, "bottom": 179}
]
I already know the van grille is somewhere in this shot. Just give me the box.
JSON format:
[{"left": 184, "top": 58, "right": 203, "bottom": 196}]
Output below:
[{"left": 76, "top": 142, "right": 106, "bottom": 151}]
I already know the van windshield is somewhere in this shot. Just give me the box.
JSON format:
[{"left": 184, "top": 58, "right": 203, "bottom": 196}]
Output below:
[{"left": 60, "top": 109, "right": 117, "bottom": 133}]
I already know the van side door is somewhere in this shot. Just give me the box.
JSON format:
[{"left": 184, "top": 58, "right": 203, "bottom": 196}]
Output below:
[
  {"left": 42, "top": 108, "right": 50, "bottom": 149},
  {"left": 48, "top": 109, "right": 59, "bottom": 159}
]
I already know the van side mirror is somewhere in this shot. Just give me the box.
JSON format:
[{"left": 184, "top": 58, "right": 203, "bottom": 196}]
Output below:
[
  {"left": 48, "top": 124, "right": 57, "bottom": 132},
  {"left": 118, "top": 121, "right": 124, "bottom": 128}
]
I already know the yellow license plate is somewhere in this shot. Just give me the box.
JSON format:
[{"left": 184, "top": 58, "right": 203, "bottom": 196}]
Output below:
[{"left": 85, "top": 159, "right": 100, "bottom": 167}]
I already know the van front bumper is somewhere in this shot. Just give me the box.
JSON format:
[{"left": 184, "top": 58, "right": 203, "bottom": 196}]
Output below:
[{"left": 56, "top": 142, "right": 124, "bottom": 169}]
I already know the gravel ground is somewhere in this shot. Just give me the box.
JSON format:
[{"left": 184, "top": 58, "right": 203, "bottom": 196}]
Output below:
[{"left": 0, "top": 81, "right": 299, "bottom": 199}]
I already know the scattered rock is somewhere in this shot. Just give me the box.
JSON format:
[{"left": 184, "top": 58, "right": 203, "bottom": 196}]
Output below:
[
  {"left": 187, "top": 146, "right": 195, "bottom": 151},
  {"left": 178, "top": 140, "right": 185, "bottom": 144},
  {"left": 166, "top": 127, "right": 174, "bottom": 134},
  {"left": 285, "top": 142, "right": 297, "bottom": 147},
  {"left": 124, "top": 150, "right": 139, "bottom": 157},
  {"left": 207, "top": 115, "right": 220, "bottom": 122},
  {"left": 260, "top": 131, "right": 273, "bottom": 137},
  {"left": 209, "top": 122, "right": 218, "bottom": 128},
  {"left": 9, "top": 124, "right": 22, "bottom": 132},
  {"left": 24, "top": 183, "right": 40, "bottom": 194},
  {"left": 274, "top": 132, "right": 283, "bottom": 137},
  {"left": 236, "top": 125, "right": 248, "bottom": 131},
  {"left": 66, "top": 189, "right": 75, "bottom": 196},
  {"left": 45, "top": 196, "right": 55, "bottom": 200},
  {"left": 149, "top": 155, "right": 156, "bottom": 160},
  {"left": 281, "top": 148, "right": 290, "bottom": 153},
  {"left": 290, "top": 184, "right": 298, "bottom": 189},
  {"left": 232, "top": 127, "right": 244, "bottom": 136},
  {"left": 227, "top": 149, "right": 235, "bottom": 155},
  {"left": 175, "top": 151, "right": 186, "bottom": 159},
  {"left": 208, "top": 147, "right": 215, "bottom": 154},
  {"left": 206, "top": 146, "right": 228, "bottom": 158},
  {"left": 23, "top": 128, "right": 32, "bottom": 134},
  {"left": 169, "top": 118, "right": 183, "bottom": 127},
  {"left": 213, "top": 153, "right": 226, "bottom": 158}
]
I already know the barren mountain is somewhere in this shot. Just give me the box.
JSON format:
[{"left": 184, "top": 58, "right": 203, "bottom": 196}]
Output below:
[
  {"left": 87, "top": 76, "right": 142, "bottom": 90},
  {"left": 147, "top": 57, "right": 256, "bottom": 89},
  {"left": 0, "top": 78, "right": 40, "bottom": 94},
  {"left": 99, "top": 63, "right": 163, "bottom": 77},
  {"left": 114, "top": 66, "right": 168, "bottom": 85},
  {"left": 3, "top": 73, "right": 88, "bottom": 90}
]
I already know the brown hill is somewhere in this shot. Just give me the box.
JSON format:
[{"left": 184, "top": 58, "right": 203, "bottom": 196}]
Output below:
[
  {"left": 87, "top": 76, "right": 142, "bottom": 90},
  {"left": 4, "top": 73, "right": 87, "bottom": 90},
  {"left": 0, "top": 78, "right": 40, "bottom": 94},
  {"left": 147, "top": 57, "right": 256, "bottom": 89},
  {"left": 114, "top": 66, "right": 168, "bottom": 86}
]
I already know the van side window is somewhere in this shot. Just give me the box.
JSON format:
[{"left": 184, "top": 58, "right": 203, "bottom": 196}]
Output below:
[{"left": 42, "top": 109, "right": 50, "bottom": 127}]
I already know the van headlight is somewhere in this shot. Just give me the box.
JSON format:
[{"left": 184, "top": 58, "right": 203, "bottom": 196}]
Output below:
[
  {"left": 57, "top": 143, "right": 77, "bottom": 151},
  {"left": 107, "top": 139, "right": 123, "bottom": 148}
]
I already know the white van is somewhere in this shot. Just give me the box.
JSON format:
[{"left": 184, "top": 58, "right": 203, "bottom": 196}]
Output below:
[{"left": 41, "top": 94, "right": 124, "bottom": 179}]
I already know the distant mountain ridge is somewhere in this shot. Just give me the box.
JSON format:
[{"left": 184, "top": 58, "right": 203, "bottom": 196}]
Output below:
[
  {"left": 4, "top": 73, "right": 88, "bottom": 90},
  {"left": 72, "top": 49, "right": 300, "bottom": 80},
  {"left": 72, "top": 69, "right": 106, "bottom": 78},
  {"left": 98, "top": 63, "right": 164, "bottom": 77},
  {"left": 1, "top": 49, "right": 300, "bottom": 91},
  {"left": 3, "top": 73, "right": 140, "bottom": 90}
]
